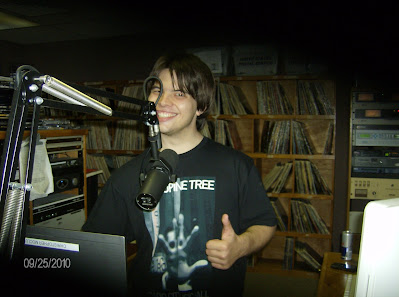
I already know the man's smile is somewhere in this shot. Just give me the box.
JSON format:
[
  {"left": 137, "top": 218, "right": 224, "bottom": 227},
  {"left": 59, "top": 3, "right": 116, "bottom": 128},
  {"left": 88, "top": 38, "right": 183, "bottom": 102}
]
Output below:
[{"left": 157, "top": 111, "right": 177, "bottom": 119}]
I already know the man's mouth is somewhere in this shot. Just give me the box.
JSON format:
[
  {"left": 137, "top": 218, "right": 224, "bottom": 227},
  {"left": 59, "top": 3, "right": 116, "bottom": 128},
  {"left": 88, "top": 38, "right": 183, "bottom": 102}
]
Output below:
[{"left": 157, "top": 111, "right": 177, "bottom": 119}]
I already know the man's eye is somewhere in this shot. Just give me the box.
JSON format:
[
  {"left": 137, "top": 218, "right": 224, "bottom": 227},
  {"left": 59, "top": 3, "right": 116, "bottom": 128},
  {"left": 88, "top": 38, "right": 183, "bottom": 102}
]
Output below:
[{"left": 176, "top": 92, "right": 185, "bottom": 97}]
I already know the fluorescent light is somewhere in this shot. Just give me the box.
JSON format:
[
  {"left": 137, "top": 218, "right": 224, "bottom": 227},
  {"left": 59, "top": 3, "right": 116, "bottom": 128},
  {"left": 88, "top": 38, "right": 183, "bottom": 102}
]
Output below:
[{"left": 0, "top": 12, "right": 38, "bottom": 30}]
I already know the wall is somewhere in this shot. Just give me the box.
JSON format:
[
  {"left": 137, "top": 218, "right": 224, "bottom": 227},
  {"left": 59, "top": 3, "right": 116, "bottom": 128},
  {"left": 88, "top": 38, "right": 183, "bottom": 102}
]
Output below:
[
  {"left": 0, "top": 41, "right": 24, "bottom": 76},
  {"left": 1, "top": 33, "right": 354, "bottom": 252},
  {"left": 2, "top": 36, "right": 169, "bottom": 81}
]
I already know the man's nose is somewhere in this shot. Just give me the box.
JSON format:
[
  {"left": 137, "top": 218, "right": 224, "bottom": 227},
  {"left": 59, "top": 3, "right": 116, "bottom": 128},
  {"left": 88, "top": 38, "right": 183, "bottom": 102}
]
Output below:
[{"left": 157, "top": 91, "right": 172, "bottom": 106}]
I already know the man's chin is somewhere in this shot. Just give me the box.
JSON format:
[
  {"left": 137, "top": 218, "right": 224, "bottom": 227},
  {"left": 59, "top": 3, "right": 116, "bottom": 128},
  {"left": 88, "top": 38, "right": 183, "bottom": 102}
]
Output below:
[{"left": 159, "top": 128, "right": 173, "bottom": 136}]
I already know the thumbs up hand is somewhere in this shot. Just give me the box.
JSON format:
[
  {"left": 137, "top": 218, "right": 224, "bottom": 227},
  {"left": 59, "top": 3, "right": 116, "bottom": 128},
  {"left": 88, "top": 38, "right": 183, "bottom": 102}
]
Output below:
[{"left": 206, "top": 214, "right": 243, "bottom": 270}]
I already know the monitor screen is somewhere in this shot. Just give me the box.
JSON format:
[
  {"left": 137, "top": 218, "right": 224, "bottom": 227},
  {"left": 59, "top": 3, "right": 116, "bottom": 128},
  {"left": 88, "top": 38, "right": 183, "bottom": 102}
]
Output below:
[
  {"left": 22, "top": 225, "right": 127, "bottom": 296},
  {"left": 355, "top": 198, "right": 399, "bottom": 297}
]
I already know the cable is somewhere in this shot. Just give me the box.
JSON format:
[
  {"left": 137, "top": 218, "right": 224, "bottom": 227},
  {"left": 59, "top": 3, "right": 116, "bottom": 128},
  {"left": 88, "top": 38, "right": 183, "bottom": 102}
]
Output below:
[
  {"left": 143, "top": 76, "right": 163, "bottom": 106},
  {"left": 15, "top": 65, "right": 39, "bottom": 88}
]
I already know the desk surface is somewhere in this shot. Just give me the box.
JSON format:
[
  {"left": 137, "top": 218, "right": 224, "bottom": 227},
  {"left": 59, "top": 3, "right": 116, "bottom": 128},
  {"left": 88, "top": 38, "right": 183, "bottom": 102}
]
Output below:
[{"left": 317, "top": 252, "right": 358, "bottom": 297}]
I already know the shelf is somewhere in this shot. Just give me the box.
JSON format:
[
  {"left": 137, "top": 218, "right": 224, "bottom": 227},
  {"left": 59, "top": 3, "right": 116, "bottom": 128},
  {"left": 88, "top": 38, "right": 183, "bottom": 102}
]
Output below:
[
  {"left": 267, "top": 193, "right": 333, "bottom": 200},
  {"left": 274, "top": 231, "right": 331, "bottom": 239},
  {"left": 87, "top": 150, "right": 335, "bottom": 160},
  {"left": 247, "top": 153, "right": 335, "bottom": 160},
  {"left": 208, "top": 114, "right": 335, "bottom": 120},
  {"left": 87, "top": 149, "right": 143, "bottom": 155},
  {"left": 220, "top": 75, "right": 324, "bottom": 82},
  {"left": 209, "top": 114, "right": 335, "bottom": 120},
  {"left": 247, "top": 258, "right": 319, "bottom": 279},
  {"left": 0, "top": 129, "right": 88, "bottom": 139}
]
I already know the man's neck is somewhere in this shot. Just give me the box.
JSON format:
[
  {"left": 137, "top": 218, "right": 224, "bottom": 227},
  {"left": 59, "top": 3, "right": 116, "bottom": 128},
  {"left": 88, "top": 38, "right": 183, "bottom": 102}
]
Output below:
[{"left": 161, "top": 131, "right": 204, "bottom": 154}]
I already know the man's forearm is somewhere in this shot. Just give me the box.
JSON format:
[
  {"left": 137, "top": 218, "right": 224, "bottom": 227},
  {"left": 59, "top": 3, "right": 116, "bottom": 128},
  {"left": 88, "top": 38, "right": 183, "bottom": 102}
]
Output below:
[{"left": 237, "top": 225, "right": 276, "bottom": 258}]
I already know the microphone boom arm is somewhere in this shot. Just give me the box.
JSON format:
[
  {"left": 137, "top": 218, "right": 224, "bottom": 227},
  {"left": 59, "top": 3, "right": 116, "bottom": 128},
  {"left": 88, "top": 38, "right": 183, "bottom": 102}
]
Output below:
[{"left": 0, "top": 66, "right": 162, "bottom": 263}]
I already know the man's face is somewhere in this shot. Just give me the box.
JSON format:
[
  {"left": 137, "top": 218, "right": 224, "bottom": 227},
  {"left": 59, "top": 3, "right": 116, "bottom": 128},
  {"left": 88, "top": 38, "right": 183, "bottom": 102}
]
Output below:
[{"left": 148, "top": 69, "right": 202, "bottom": 138}]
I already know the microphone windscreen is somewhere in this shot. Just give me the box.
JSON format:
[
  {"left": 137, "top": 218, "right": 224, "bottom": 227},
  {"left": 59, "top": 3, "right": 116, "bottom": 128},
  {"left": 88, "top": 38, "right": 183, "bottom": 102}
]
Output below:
[{"left": 159, "top": 149, "right": 179, "bottom": 171}]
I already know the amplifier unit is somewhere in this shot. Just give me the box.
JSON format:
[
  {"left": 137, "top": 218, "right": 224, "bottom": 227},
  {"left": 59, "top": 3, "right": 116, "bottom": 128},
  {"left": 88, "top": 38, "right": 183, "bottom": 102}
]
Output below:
[
  {"left": 353, "top": 125, "right": 399, "bottom": 146},
  {"left": 50, "top": 157, "right": 82, "bottom": 169},
  {"left": 352, "top": 166, "right": 399, "bottom": 179},
  {"left": 32, "top": 193, "right": 85, "bottom": 230},
  {"left": 46, "top": 135, "right": 84, "bottom": 153},
  {"left": 350, "top": 177, "right": 399, "bottom": 199},
  {"left": 353, "top": 149, "right": 399, "bottom": 158},
  {"left": 352, "top": 91, "right": 396, "bottom": 103},
  {"left": 352, "top": 156, "right": 399, "bottom": 168},
  {"left": 34, "top": 209, "right": 85, "bottom": 230},
  {"left": 352, "top": 92, "right": 399, "bottom": 124},
  {"left": 352, "top": 108, "right": 399, "bottom": 125},
  {"left": 50, "top": 157, "right": 83, "bottom": 193},
  {"left": 53, "top": 171, "right": 82, "bottom": 193}
]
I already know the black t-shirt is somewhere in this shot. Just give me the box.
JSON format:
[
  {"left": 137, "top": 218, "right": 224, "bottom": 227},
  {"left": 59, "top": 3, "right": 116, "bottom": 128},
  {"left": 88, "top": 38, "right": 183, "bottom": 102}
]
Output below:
[{"left": 83, "top": 137, "right": 276, "bottom": 297}]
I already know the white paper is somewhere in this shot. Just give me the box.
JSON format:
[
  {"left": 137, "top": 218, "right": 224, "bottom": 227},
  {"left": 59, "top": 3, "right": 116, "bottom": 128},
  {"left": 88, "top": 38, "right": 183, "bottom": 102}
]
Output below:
[
  {"left": 19, "top": 137, "right": 54, "bottom": 200},
  {"left": 195, "top": 50, "right": 223, "bottom": 74}
]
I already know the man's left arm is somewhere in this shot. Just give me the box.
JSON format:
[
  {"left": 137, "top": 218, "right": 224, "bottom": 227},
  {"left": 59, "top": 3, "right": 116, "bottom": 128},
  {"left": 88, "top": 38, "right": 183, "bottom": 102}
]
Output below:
[{"left": 206, "top": 214, "right": 276, "bottom": 270}]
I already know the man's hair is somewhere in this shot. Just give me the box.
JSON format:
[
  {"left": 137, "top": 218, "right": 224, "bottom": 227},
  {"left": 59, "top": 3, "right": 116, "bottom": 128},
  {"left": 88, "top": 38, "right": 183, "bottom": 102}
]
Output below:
[{"left": 149, "top": 52, "right": 215, "bottom": 131}]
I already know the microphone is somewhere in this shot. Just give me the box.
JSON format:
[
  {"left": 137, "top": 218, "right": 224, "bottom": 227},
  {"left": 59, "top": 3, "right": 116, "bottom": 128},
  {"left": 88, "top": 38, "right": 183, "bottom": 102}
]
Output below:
[{"left": 136, "top": 149, "right": 179, "bottom": 211}]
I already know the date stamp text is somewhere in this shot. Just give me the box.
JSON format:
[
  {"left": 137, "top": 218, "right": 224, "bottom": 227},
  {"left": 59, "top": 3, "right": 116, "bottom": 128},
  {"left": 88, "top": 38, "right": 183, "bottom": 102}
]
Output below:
[{"left": 24, "top": 257, "right": 71, "bottom": 269}]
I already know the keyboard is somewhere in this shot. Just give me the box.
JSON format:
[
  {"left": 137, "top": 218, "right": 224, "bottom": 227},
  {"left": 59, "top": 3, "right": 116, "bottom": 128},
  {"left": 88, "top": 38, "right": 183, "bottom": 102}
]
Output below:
[{"left": 343, "top": 274, "right": 357, "bottom": 297}]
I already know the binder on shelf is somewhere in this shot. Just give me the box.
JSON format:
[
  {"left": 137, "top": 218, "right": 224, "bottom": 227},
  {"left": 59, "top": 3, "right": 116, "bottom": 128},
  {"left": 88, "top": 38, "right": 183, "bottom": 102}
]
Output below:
[
  {"left": 296, "top": 81, "right": 334, "bottom": 115},
  {"left": 292, "top": 121, "right": 314, "bottom": 155},
  {"left": 294, "top": 241, "right": 322, "bottom": 272},
  {"left": 283, "top": 237, "right": 294, "bottom": 270},
  {"left": 270, "top": 198, "right": 288, "bottom": 232},
  {"left": 262, "top": 162, "right": 293, "bottom": 193},
  {"left": 323, "top": 122, "right": 334, "bottom": 155},
  {"left": 291, "top": 199, "right": 329, "bottom": 234},
  {"left": 261, "top": 121, "right": 290, "bottom": 154},
  {"left": 205, "top": 119, "right": 243, "bottom": 150},
  {"left": 112, "top": 120, "right": 146, "bottom": 150},
  {"left": 256, "top": 81, "right": 293, "bottom": 115},
  {"left": 294, "top": 160, "right": 331, "bottom": 195},
  {"left": 217, "top": 83, "right": 252, "bottom": 115},
  {"left": 85, "top": 121, "right": 111, "bottom": 150}
]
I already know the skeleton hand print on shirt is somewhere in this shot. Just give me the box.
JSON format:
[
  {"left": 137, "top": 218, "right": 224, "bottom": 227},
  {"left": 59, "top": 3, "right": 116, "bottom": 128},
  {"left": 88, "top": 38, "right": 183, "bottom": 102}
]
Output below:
[{"left": 158, "top": 213, "right": 208, "bottom": 291}]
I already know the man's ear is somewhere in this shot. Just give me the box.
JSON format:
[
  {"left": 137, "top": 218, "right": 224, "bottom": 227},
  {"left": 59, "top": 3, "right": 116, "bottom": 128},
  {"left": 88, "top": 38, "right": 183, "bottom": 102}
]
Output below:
[{"left": 196, "top": 109, "right": 204, "bottom": 117}]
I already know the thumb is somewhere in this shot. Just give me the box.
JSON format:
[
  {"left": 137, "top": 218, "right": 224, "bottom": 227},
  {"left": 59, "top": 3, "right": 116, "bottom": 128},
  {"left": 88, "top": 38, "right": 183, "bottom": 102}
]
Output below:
[{"left": 221, "top": 214, "right": 235, "bottom": 240}]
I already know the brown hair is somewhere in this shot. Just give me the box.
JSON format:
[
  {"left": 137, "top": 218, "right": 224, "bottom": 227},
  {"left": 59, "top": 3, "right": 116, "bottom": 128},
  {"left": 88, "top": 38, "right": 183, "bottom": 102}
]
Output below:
[{"left": 149, "top": 52, "right": 215, "bottom": 130}]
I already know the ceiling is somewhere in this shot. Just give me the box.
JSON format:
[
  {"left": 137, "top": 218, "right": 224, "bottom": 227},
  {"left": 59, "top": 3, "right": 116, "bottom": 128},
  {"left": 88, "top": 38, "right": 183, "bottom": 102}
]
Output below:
[
  {"left": 0, "top": 2, "right": 173, "bottom": 45},
  {"left": 1, "top": 1, "right": 398, "bottom": 82},
  {"left": 0, "top": 1, "right": 339, "bottom": 46}
]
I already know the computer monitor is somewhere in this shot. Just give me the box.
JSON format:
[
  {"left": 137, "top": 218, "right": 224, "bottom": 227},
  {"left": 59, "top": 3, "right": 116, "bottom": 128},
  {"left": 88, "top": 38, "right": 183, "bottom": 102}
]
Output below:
[
  {"left": 355, "top": 198, "right": 399, "bottom": 297},
  {"left": 22, "top": 225, "right": 127, "bottom": 296}
]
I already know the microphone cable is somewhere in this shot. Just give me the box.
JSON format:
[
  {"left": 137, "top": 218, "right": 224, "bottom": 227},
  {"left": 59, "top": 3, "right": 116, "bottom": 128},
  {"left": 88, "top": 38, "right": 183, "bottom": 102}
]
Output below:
[{"left": 142, "top": 76, "right": 162, "bottom": 106}]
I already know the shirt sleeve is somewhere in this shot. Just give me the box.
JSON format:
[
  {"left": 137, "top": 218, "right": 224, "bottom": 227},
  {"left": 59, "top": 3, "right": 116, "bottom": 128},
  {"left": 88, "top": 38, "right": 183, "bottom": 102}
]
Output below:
[
  {"left": 238, "top": 162, "right": 277, "bottom": 232},
  {"left": 82, "top": 177, "right": 131, "bottom": 237}
]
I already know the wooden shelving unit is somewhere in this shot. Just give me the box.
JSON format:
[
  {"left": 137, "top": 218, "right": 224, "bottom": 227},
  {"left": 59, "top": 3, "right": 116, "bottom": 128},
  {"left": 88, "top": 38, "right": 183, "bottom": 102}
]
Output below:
[
  {"left": 0, "top": 129, "right": 89, "bottom": 225},
  {"left": 44, "top": 75, "right": 336, "bottom": 277},
  {"left": 215, "top": 75, "right": 336, "bottom": 276}
]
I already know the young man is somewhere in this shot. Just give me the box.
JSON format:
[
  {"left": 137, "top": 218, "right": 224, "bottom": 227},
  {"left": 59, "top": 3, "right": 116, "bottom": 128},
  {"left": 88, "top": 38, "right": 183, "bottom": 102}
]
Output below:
[{"left": 82, "top": 53, "right": 276, "bottom": 297}]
